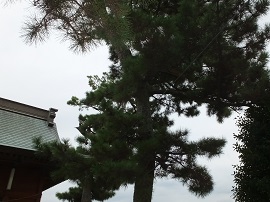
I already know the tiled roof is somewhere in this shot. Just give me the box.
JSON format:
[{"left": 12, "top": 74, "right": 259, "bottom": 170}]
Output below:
[{"left": 0, "top": 98, "right": 60, "bottom": 151}]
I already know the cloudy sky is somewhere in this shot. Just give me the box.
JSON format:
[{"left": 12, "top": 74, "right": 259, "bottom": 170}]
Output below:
[{"left": 1, "top": 1, "right": 265, "bottom": 202}]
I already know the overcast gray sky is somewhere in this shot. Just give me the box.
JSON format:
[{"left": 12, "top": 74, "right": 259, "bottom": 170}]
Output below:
[{"left": 0, "top": 1, "right": 262, "bottom": 202}]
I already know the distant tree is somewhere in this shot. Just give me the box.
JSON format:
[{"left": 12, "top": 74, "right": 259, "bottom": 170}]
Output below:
[
  {"left": 233, "top": 106, "right": 270, "bottom": 202},
  {"left": 33, "top": 137, "right": 116, "bottom": 202},
  {"left": 56, "top": 186, "right": 82, "bottom": 202},
  {"left": 16, "top": 0, "right": 270, "bottom": 201},
  {"left": 56, "top": 183, "right": 113, "bottom": 202}
]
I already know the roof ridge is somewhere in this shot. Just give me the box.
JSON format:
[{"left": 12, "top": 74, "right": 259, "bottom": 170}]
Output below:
[{"left": 0, "top": 97, "right": 57, "bottom": 126}]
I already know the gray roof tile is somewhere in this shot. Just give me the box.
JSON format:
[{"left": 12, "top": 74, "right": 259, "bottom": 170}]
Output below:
[{"left": 0, "top": 109, "right": 59, "bottom": 151}]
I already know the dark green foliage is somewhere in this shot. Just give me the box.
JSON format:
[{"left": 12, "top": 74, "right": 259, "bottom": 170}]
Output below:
[
  {"left": 56, "top": 184, "right": 115, "bottom": 202},
  {"left": 154, "top": 130, "right": 226, "bottom": 197},
  {"left": 17, "top": 0, "right": 270, "bottom": 201},
  {"left": 33, "top": 137, "right": 116, "bottom": 202},
  {"left": 68, "top": 74, "right": 226, "bottom": 199},
  {"left": 56, "top": 186, "right": 82, "bottom": 202},
  {"left": 233, "top": 106, "right": 270, "bottom": 201}
]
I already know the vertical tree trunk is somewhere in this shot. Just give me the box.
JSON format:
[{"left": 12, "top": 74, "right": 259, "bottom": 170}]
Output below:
[
  {"left": 133, "top": 82, "right": 155, "bottom": 202},
  {"left": 133, "top": 159, "right": 155, "bottom": 202},
  {"left": 115, "top": 47, "right": 155, "bottom": 202},
  {"left": 81, "top": 178, "right": 92, "bottom": 202}
]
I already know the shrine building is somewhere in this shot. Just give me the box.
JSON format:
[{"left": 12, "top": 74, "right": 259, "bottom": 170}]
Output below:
[{"left": 0, "top": 97, "right": 61, "bottom": 202}]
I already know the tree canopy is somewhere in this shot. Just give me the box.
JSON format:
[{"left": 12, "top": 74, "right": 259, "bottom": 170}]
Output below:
[
  {"left": 16, "top": 0, "right": 270, "bottom": 202},
  {"left": 33, "top": 137, "right": 117, "bottom": 202},
  {"left": 233, "top": 106, "right": 270, "bottom": 202}
]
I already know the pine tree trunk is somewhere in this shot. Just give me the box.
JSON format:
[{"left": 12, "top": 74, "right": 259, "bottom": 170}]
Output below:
[
  {"left": 81, "top": 178, "right": 92, "bottom": 202},
  {"left": 133, "top": 158, "right": 155, "bottom": 202},
  {"left": 116, "top": 47, "right": 155, "bottom": 201},
  {"left": 133, "top": 82, "right": 155, "bottom": 202}
]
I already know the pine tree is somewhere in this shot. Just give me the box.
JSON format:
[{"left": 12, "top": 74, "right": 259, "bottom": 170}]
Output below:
[
  {"left": 233, "top": 106, "right": 270, "bottom": 201},
  {"left": 33, "top": 137, "right": 116, "bottom": 202},
  {"left": 68, "top": 72, "right": 226, "bottom": 201},
  {"left": 14, "top": 0, "right": 270, "bottom": 201},
  {"left": 56, "top": 186, "right": 82, "bottom": 202}
]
